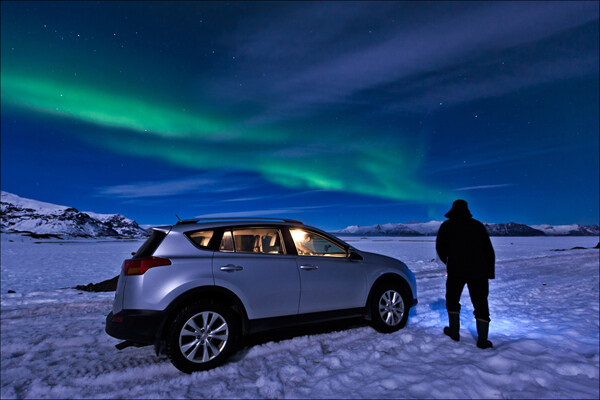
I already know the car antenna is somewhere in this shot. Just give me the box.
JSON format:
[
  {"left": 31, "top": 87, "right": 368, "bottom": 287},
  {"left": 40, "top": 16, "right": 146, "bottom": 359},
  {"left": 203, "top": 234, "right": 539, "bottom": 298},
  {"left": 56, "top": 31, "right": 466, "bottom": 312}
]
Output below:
[{"left": 175, "top": 214, "right": 181, "bottom": 222}]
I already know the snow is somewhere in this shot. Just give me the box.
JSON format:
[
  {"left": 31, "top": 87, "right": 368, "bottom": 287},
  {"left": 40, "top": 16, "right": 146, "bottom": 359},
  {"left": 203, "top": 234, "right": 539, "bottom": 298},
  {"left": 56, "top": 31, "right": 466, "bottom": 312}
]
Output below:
[
  {"left": 336, "top": 220, "right": 599, "bottom": 236},
  {"left": 81, "top": 211, "right": 116, "bottom": 221},
  {"left": 1, "top": 191, "right": 148, "bottom": 238},
  {"left": 1, "top": 234, "right": 598, "bottom": 399},
  {"left": 532, "top": 224, "right": 582, "bottom": 235},
  {"left": 5, "top": 218, "right": 108, "bottom": 237},
  {"left": 1, "top": 235, "right": 141, "bottom": 293},
  {"left": 0, "top": 191, "right": 68, "bottom": 214},
  {"left": 403, "top": 220, "right": 442, "bottom": 235}
]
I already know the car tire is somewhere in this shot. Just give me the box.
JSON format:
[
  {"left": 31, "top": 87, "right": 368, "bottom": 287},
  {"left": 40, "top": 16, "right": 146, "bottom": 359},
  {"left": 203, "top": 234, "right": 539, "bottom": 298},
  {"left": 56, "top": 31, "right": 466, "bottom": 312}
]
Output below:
[
  {"left": 166, "top": 300, "right": 240, "bottom": 373},
  {"left": 370, "top": 282, "right": 410, "bottom": 333}
]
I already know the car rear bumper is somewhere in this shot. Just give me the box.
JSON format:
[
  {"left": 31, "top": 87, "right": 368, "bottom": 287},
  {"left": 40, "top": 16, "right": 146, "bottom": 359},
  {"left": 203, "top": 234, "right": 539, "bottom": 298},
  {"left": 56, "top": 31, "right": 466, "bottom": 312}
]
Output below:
[{"left": 105, "top": 310, "right": 166, "bottom": 345}]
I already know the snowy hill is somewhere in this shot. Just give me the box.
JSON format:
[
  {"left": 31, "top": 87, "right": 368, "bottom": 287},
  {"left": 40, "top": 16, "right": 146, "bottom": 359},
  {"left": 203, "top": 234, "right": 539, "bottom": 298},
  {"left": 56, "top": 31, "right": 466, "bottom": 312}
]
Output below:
[
  {"left": 483, "top": 222, "right": 544, "bottom": 236},
  {"left": 532, "top": 224, "right": 600, "bottom": 236},
  {"left": 336, "top": 220, "right": 599, "bottom": 236},
  {"left": 0, "top": 191, "right": 148, "bottom": 238},
  {"left": 340, "top": 223, "right": 422, "bottom": 236}
]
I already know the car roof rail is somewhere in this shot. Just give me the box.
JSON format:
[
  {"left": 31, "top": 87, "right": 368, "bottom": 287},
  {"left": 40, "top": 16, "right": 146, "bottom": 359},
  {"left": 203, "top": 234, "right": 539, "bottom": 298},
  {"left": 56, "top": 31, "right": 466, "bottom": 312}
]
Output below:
[{"left": 176, "top": 217, "right": 304, "bottom": 225}]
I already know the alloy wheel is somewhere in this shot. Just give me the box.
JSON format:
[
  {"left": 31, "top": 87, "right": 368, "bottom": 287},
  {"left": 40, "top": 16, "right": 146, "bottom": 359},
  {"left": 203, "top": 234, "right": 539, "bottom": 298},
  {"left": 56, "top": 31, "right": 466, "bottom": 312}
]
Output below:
[
  {"left": 378, "top": 290, "right": 405, "bottom": 326},
  {"left": 179, "top": 311, "right": 229, "bottom": 363}
]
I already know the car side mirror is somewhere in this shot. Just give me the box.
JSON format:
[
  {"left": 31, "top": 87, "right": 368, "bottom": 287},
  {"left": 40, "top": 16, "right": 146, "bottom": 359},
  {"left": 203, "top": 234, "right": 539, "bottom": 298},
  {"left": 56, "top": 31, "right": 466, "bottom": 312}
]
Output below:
[{"left": 348, "top": 251, "right": 363, "bottom": 261}]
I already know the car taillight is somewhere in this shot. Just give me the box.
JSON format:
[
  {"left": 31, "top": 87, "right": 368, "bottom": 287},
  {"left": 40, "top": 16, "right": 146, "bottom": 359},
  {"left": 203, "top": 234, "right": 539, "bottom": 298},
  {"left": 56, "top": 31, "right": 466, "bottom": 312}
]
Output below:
[{"left": 123, "top": 256, "right": 171, "bottom": 276}]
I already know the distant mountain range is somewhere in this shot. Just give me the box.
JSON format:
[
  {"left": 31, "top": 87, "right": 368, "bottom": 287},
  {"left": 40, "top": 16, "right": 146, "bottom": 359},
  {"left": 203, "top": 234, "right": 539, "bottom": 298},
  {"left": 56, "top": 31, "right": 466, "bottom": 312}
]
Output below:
[
  {"left": 1, "top": 191, "right": 598, "bottom": 238},
  {"left": 1, "top": 191, "right": 148, "bottom": 239},
  {"left": 335, "top": 221, "right": 599, "bottom": 237}
]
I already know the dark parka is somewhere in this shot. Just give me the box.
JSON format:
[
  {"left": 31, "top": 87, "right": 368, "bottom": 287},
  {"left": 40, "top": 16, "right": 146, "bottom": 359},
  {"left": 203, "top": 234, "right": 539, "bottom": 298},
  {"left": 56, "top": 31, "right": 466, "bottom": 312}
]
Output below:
[{"left": 436, "top": 204, "right": 495, "bottom": 280}]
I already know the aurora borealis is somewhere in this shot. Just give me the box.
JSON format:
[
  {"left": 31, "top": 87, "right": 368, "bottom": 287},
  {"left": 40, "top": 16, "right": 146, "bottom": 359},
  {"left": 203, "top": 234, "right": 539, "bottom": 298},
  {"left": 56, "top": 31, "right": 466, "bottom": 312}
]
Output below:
[
  {"left": 1, "top": 72, "right": 225, "bottom": 138},
  {"left": 1, "top": 2, "right": 598, "bottom": 228},
  {"left": 1, "top": 71, "right": 441, "bottom": 202}
]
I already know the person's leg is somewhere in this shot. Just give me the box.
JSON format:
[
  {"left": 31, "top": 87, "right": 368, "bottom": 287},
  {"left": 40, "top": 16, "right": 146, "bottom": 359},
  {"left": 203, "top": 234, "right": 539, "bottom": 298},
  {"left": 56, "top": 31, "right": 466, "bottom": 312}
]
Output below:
[
  {"left": 467, "top": 278, "right": 490, "bottom": 321},
  {"left": 466, "top": 279, "right": 493, "bottom": 349},
  {"left": 444, "top": 277, "right": 465, "bottom": 341}
]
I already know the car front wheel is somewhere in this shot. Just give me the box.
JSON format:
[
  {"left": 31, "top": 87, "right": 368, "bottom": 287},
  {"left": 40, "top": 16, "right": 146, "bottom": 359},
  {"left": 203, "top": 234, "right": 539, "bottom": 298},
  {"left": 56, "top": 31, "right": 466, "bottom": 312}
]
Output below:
[
  {"left": 370, "top": 283, "right": 409, "bottom": 333},
  {"left": 166, "top": 301, "right": 239, "bottom": 373}
]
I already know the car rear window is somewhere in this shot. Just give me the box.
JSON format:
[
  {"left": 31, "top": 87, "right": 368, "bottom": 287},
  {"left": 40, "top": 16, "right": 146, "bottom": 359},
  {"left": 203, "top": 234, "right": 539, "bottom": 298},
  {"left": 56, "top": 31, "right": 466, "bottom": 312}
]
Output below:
[{"left": 134, "top": 230, "right": 166, "bottom": 258}]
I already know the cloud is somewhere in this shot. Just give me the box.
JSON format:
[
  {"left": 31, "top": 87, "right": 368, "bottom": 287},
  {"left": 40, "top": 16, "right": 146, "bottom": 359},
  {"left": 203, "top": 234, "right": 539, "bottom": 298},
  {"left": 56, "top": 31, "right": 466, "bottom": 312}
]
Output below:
[
  {"left": 424, "top": 143, "right": 588, "bottom": 175},
  {"left": 220, "top": 189, "right": 331, "bottom": 203},
  {"left": 209, "top": 1, "right": 598, "bottom": 123},
  {"left": 196, "top": 205, "right": 329, "bottom": 218},
  {"left": 96, "top": 172, "right": 265, "bottom": 199},
  {"left": 379, "top": 40, "right": 598, "bottom": 113},
  {"left": 221, "top": 196, "right": 267, "bottom": 203},
  {"left": 454, "top": 184, "right": 515, "bottom": 191}
]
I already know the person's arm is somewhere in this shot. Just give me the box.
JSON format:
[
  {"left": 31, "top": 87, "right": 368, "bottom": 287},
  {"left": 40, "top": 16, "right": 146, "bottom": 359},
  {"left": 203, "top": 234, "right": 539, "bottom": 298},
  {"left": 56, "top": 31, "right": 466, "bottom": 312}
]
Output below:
[
  {"left": 436, "top": 222, "right": 449, "bottom": 264},
  {"left": 482, "top": 224, "right": 495, "bottom": 279}
]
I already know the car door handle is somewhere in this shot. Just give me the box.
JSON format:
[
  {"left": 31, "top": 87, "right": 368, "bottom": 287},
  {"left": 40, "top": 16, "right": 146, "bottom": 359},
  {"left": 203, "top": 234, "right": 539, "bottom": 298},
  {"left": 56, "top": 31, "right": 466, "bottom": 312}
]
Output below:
[
  {"left": 300, "top": 264, "right": 319, "bottom": 270},
  {"left": 220, "top": 264, "right": 243, "bottom": 272}
]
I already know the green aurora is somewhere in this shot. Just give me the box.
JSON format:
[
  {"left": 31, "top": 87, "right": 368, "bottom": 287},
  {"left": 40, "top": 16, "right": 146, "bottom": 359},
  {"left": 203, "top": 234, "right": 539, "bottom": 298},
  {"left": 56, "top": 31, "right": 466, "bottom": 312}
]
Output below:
[{"left": 1, "top": 71, "right": 448, "bottom": 202}]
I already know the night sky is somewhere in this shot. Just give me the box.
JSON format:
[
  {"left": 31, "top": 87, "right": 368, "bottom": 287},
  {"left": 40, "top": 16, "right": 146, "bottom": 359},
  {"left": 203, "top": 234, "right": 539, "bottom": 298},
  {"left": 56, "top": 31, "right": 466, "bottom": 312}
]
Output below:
[{"left": 1, "top": 1, "right": 598, "bottom": 230}]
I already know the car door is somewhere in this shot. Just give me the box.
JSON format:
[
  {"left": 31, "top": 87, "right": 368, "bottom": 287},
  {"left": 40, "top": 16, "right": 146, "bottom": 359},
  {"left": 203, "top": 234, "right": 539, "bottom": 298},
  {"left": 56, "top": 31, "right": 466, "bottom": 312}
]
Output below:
[
  {"left": 289, "top": 228, "right": 367, "bottom": 314},
  {"left": 212, "top": 226, "right": 300, "bottom": 320}
]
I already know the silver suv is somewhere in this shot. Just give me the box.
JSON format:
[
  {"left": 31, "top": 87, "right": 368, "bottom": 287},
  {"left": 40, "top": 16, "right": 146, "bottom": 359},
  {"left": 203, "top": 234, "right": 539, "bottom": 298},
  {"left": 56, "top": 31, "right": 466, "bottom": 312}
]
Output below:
[{"left": 106, "top": 218, "right": 417, "bottom": 373}]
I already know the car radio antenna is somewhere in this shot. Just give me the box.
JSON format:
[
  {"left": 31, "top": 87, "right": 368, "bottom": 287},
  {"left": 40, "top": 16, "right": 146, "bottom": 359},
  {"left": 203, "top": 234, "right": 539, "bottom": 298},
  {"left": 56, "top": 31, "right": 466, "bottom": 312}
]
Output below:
[{"left": 175, "top": 214, "right": 181, "bottom": 222}]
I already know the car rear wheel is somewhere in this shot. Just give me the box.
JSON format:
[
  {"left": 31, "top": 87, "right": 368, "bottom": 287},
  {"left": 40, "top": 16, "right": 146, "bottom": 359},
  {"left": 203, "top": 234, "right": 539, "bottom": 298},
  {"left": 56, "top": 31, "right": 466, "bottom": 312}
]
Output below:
[
  {"left": 166, "top": 301, "right": 239, "bottom": 373},
  {"left": 370, "top": 283, "right": 409, "bottom": 333}
]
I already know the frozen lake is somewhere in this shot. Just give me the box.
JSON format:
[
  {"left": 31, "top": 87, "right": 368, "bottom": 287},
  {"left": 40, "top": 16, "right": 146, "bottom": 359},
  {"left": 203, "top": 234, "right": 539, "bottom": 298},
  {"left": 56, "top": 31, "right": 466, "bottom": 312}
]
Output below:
[{"left": 1, "top": 235, "right": 598, "bottom": 398}]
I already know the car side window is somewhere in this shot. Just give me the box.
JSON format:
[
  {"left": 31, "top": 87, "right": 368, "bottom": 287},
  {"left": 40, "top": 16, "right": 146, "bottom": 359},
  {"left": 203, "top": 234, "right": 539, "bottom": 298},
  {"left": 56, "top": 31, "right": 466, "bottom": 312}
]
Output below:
[
  {"left": 219, "top": 230, "right": 234, "bottom": 252},
  {"left": 227, "top": 227, "right": 285, "bottom": 254},
  {"left": 188, "top": 230, "right": 214, "bottom": 249},
  {"left": 290, "top": 229, "right": 347, "bottom": 257}
]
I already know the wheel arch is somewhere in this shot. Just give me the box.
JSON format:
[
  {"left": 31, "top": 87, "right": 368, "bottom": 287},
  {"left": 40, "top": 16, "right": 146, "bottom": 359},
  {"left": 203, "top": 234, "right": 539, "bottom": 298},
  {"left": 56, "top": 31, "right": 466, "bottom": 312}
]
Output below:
[
  {"left": 365, "top": 273, "right": 413, "bottom": 319},
  {"left": 156, "top": 286, "right": 250, "bottom": 345}
]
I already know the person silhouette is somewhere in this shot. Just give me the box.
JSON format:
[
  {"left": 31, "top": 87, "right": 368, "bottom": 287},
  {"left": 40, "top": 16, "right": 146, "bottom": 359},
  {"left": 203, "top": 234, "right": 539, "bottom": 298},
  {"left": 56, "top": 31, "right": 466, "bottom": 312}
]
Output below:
[{"left": 436, "top": 199, "right": 495, "bottom": 349}]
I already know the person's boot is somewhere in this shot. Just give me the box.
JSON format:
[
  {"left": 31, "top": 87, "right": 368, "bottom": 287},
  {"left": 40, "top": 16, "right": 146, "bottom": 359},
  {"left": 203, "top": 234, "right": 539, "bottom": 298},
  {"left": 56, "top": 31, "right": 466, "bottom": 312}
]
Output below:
[
  {"left": 443, "top": 312, "right": 460, "bottom": 341},
  {"left": 476, "top": 319, "right": 493, "bottom": 349}
]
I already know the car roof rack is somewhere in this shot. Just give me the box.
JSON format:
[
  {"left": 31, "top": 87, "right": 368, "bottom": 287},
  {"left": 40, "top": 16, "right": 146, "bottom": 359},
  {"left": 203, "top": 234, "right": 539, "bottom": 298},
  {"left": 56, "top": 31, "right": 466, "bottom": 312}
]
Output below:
[{"left": 176, "top": 217, "right": 304, "bottom": 225}]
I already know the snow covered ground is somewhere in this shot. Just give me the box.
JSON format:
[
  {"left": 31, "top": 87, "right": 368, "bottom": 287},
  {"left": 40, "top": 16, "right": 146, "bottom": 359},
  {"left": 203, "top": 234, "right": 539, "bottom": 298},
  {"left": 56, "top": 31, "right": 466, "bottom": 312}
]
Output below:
[{"left": 1, "top": 234, "right": 598, "bottom": 399}]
